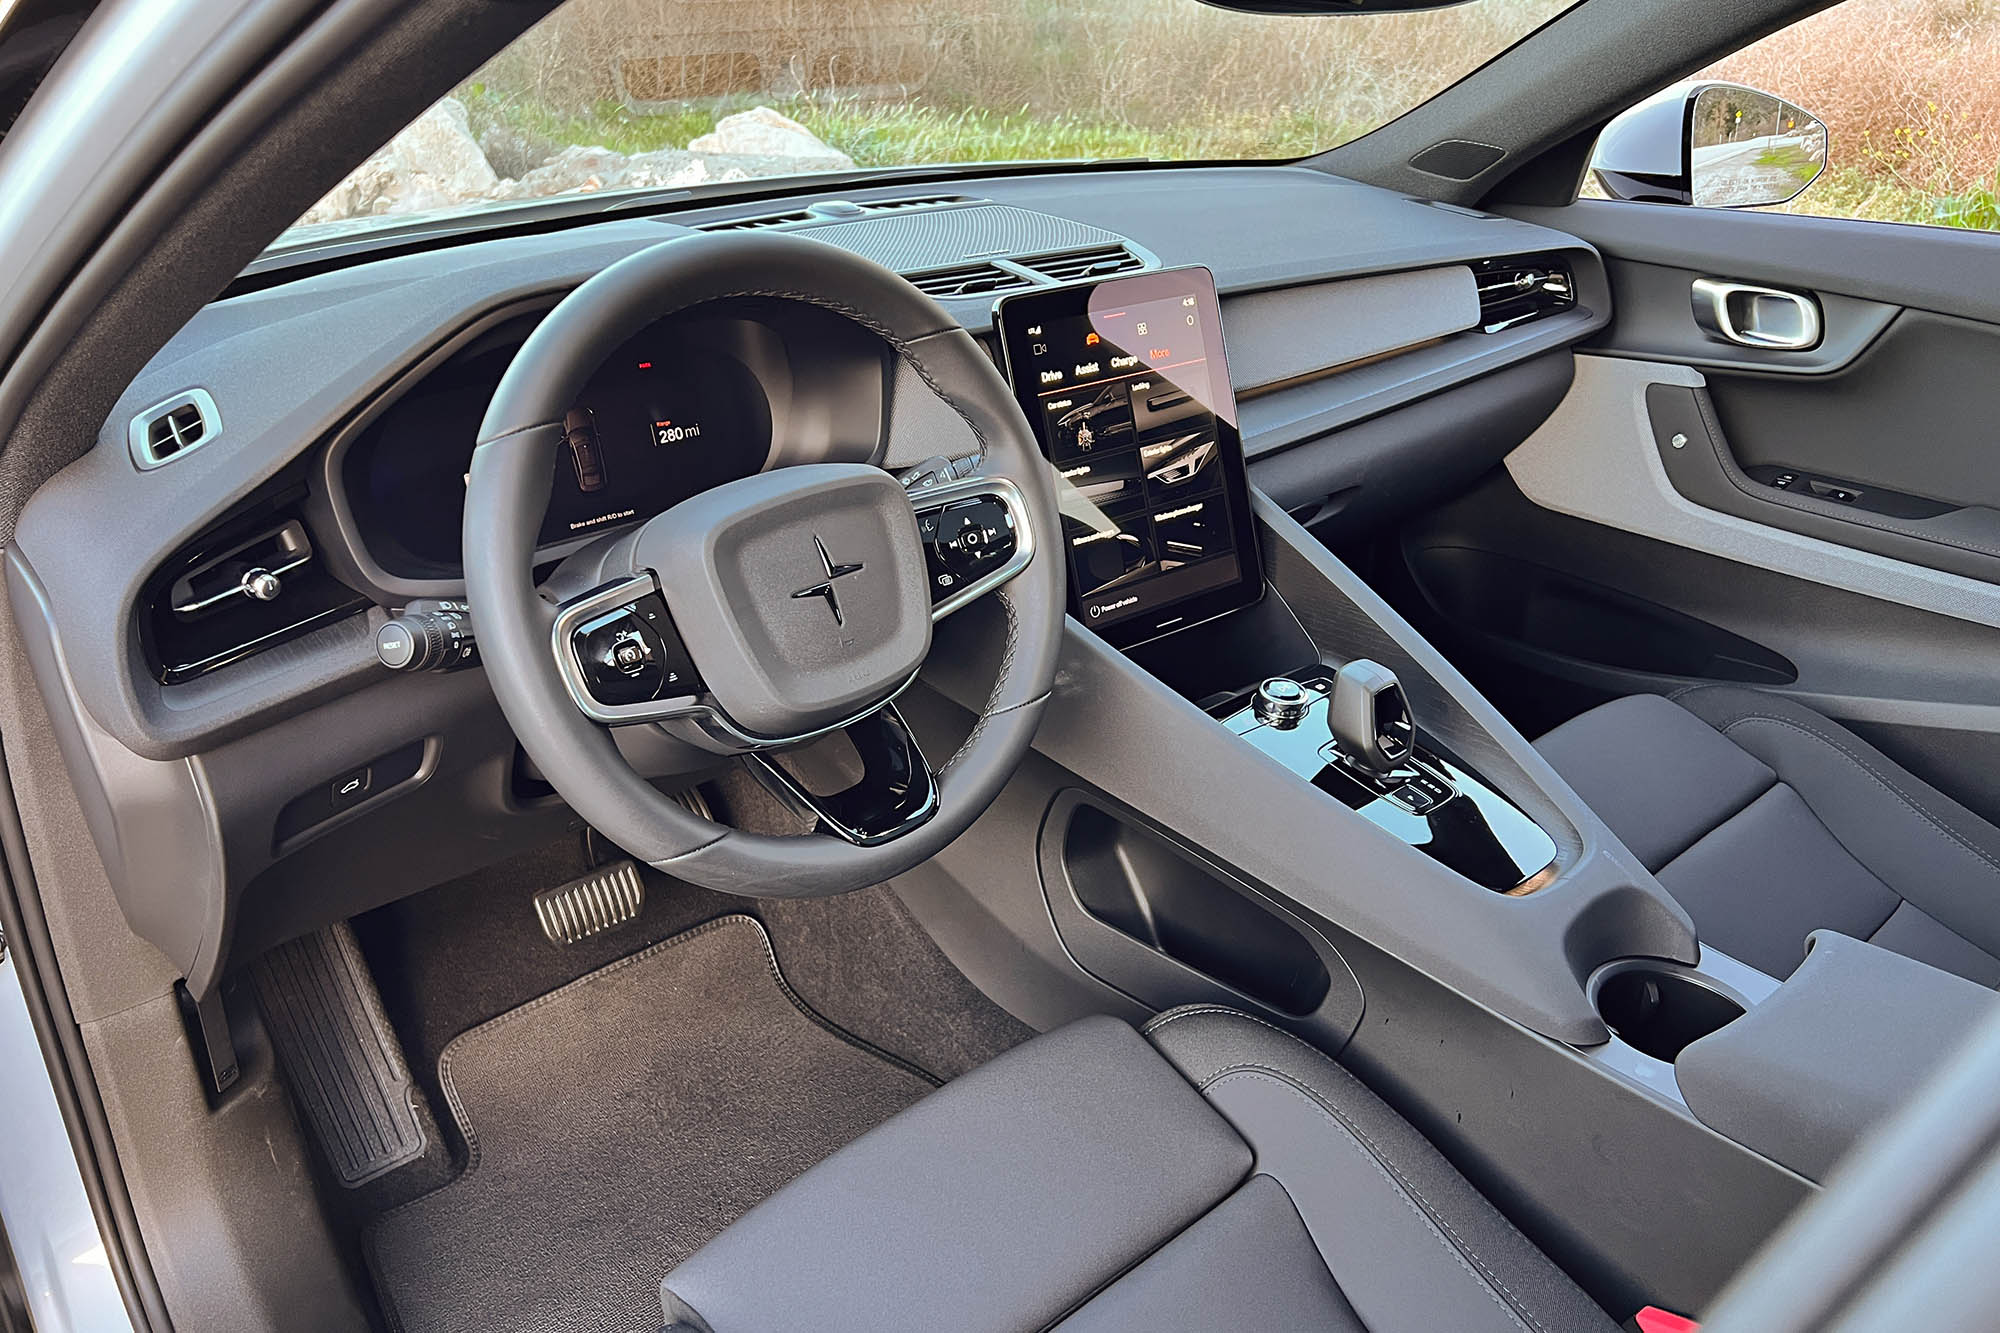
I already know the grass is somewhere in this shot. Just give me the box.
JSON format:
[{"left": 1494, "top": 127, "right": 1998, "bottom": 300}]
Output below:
[
  {"left": 458, "top": 84, "right": 1344, "bottom": 170},
  {"left": 1753, "top": 143, "right": 1827, "bottom": 187},
  {"left": 1759, "top": 164, "right": 1943, "bottom": 225}
]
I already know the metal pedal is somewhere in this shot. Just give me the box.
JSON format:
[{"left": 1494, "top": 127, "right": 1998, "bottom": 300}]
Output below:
[{"left": 534, "top": 859, "right": 645, "bottom": 945}]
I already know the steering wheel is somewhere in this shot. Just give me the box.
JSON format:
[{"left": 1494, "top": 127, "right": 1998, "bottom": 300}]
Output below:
[{"left": 463, "top": 231, "right": 1065, "bottom": 898}]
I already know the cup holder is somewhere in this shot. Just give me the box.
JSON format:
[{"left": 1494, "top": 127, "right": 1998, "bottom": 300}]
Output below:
[{"left": 1591, "top": 962, "right": 1747, "bottom": 1063}]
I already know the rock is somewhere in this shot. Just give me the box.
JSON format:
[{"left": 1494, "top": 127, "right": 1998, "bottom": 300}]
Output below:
[
  {"left": 392, "top": 97, "right": 499, "bottom": 196},
  {"left": 499, "top": 145, "right": 712, "bottom": 198},
  {"left": 477, "top": 120, "right": 559, "bottom": 179},
  {"left": 299, "top": 96, "right": 497, "bottom": 223},
  {"left": 294, "top": 102, "right": 851, "bottom": 227},
  {"left": 497, "top": 141, "right": 852, "bottom": 202},
  {"left": 689, "top": 107, "right": 853, "bottom": 169}
]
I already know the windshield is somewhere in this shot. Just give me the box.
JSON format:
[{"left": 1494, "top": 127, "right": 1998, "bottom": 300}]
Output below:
[{"left": 276, "top": 0, "right": 1572, "bottom": 249}]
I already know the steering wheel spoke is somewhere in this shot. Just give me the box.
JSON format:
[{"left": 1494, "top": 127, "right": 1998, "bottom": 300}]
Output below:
[
  {"left": 552, "top": 574, "right": 708, "bottom": 726},
  {"left": 745, "top": 703, "right": 939, "bottom": 846},
  {"left": 907, "top": 474, "right": 1036, "bottom": 619}
]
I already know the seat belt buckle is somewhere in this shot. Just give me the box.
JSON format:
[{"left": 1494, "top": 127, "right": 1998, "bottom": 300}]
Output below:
[{"left": 1632, "top": 1307, "right": 1700, "bottom": 1333}]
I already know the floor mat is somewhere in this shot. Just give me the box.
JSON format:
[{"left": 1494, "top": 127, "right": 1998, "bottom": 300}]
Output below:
[{"left": 366, "top": 914, "right": 936, "bottom": 1333}]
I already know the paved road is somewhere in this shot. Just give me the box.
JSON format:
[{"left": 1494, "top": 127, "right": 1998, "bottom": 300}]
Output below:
[{"left": 1694, "top": 134, "right": 1821, "bottom": 207}]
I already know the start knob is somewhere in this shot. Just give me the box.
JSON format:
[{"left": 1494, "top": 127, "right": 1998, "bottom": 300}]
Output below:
[{"left": 1252, "top": 677, "right": 1311, "bottom": 729}]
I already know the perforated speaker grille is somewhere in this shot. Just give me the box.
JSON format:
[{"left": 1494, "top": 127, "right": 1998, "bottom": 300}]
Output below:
[
  {"left": 1408, "top": 140, "right": 1507, "bottom": 181},
  {"left": 803, "top": 204, "right": 1128, "bottom": 273}
]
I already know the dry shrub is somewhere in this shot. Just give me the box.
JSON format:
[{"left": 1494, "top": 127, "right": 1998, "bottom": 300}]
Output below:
[
  {"left": 1699, "top": 0, "right": 2000, "bottom": 194},
  {"left": 475, "top": 0, "right": 947, "bottom": 107},
  {"left": 473, "top": 0, "right": 1570, "bottom": 138},
  {"left": 923, "top": 0, "right": 1569, "bottom": 135}
]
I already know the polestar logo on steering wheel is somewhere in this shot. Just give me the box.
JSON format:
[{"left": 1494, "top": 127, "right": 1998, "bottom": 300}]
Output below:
[{"left": 789, "top": 533, "right": 865, "bottom": 626}]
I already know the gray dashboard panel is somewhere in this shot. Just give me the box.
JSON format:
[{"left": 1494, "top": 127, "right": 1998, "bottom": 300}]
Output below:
[
  {"left": 1239, "top": 305, "right": 1599, "bottom": 460},
  {"left": 14, "top": 219, "right": 690, "bottom": 760},
  {"left": 972, "top": 169, "right": 1580, "bottom": 292},
  {"left": 15, "top": 166, "right": 1600, "bottom": 763},
  {"left": 1223, "top": 265, "right": 1479, "bottom": 392},
  {"left": 787, "top": 202, "right": 1134, "bottom": 271}
]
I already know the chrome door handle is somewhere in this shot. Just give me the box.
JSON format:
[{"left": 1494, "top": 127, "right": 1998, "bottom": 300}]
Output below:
[{"left": 1691, "top": 278, "right": 1822, "bottom": 351}]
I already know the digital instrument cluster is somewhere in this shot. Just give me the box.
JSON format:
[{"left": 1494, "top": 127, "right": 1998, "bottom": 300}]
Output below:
[{"left": 339, "top": 318, "right": 774, "bottom": 577}]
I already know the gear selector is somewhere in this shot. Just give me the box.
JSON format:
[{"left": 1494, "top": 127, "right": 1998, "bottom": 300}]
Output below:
[{"left": 1328, "top": 659, "right": 1415, "bottom": 775}]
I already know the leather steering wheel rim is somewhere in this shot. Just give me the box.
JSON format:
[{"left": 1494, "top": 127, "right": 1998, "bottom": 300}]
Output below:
[{"left": 463, "top": 230, "right": 1065, "bottom": 897}]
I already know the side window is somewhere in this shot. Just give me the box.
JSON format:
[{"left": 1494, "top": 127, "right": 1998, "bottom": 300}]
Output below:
[{"left": 1590, "top": 0, "right": 2000, "bottom": 232}]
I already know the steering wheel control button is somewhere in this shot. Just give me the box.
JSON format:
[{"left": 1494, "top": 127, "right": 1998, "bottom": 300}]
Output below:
[
  {"left": 377, "top": 599, "right": 477, "bottom": 671},
  {"left": 1252, "top": 677, "right": 1311, "bottom": 729},
  {"left": 609, "top": 632, "right": 651, "bottom": 673},
  {"left": 570, "top": 595, "right": 701, "bottom": 707},
  {"left": 921, "top": 495, "right": 1019, "bottom": 601}
]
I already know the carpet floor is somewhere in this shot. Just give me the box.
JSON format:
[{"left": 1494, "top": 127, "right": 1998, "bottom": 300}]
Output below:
[{"left": 365, "top": 914, "right": 935, "bottom": 1333}]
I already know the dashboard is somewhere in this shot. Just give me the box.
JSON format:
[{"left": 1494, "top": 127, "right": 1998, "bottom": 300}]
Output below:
[{"left": 5, "top": 163, "right": 1609, "bottom": 996}]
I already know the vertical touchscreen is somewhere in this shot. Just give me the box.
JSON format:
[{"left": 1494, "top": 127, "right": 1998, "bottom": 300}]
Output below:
[{"left": 995, "top": 267, "right": 1261, "bottom": 646}]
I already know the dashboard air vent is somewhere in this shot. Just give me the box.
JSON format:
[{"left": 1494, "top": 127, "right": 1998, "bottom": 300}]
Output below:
[
  {"left": 1019, "top": 243, "right": 1146, "bottom": 284},
  {"left": 695, "top": 196, "right": 979, "bottom": 232},
  {"left": 694, "top": 210, "right": 815, "bottom": 232},
  {"left": 1473, "top": 255, "right": 1576, "bottom": 333},
  {"left": 145, "top": 500, "right": 367, "bottom": 684},
  {"left": 859, "top": 194, "right": 978, "bottom": 213},
  {"left": 129, "top": 389, "right": 221, "bottom": 469},
  {"left": 906, "top": 261, "right": 1034, "bottom": 299}
]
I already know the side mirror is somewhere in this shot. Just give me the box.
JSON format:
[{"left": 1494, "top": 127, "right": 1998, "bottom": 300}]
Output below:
[{"left": 1589, "top": 82, "right": 1827, "bottom": 208}]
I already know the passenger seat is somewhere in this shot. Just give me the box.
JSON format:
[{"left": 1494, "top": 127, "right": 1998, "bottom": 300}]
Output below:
[{"left": 1537, "top": 686, "right": 2000, "bottom": 986}]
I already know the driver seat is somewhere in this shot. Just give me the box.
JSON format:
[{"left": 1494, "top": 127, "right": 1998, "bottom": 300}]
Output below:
[{"left": 660, "top": 1009, "right": 1616, "bottom": 1332}]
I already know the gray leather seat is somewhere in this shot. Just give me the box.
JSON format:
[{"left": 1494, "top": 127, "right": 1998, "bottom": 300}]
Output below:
[
  {"left": 660, "top": 1008, "right": 1615, "bottom": 1333},
  {"left": 1538, "top": 686, "right": 2000, "bottom": 986}
]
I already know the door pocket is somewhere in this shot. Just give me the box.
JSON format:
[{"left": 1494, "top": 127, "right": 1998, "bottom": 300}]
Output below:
[{"left": 1408, "top": 544, "right": 1796, "bottom": 685}]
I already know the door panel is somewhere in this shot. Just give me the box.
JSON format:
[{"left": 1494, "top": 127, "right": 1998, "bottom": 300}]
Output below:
[
  {"left": 1511, "top": 200, "right": 2000, "bottom": 328},
  {"left": 1646, "top": 370, "right": 2000, "bottom": 587},
  {"left": 1707, "top": 311, "right": 2000, "bottom": 504},
  {"left": 1498, "top": 353, "right": 2000, "bottom": 627},
  {"left": 1386, "top": 197, "right": 2000, "bottom": 817},
  {"left": 1519, "top": 202, "right": 2000, "bottom": 554}
]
